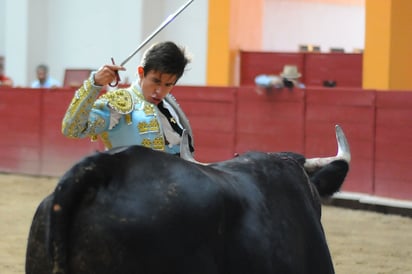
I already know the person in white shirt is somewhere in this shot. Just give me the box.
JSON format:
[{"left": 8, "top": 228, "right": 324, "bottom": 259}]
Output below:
[{"left": 31, "top": 64, "right": 61, "bottom": 88}]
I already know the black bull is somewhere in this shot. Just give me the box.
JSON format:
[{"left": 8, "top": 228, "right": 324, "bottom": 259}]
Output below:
[{"left": 26, "top": 126, "right": 350, "bottom": 274}]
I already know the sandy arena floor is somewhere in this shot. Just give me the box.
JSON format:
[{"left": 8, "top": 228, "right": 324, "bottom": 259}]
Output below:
[{"left": 0, "top": 173, "right": 411, "bottom": 274}]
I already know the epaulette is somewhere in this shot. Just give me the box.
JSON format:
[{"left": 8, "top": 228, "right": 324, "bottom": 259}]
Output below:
[{"left": 100, "top": 89, "right": 134, "bottom": 114}]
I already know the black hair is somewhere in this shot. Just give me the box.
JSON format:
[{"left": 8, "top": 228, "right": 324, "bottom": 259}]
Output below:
[
  {"left": 141, "top": 41, "right": 190, "bottom": 81},
  {"left": 36, "top": 64, "right": 49, "bottom": 73}
]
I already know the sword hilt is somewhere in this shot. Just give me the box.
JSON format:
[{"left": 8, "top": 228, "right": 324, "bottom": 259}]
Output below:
[{"left": 109, "top": 57, "right": 121, "bottom": 87}]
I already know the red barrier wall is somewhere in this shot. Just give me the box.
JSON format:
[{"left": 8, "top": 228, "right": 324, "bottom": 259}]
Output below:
[
  {"left": 0, "top": 88, "right": 42, "bottom": 174},
  {"left": 374, "top": 92, "right": 412, "bottom": 200},
  {"left": 236, "top": 87, "right": 305, "bottom": 153},
  {"left": 239, "top": 51, "right": 362, "bottom": 88},
  {"left": 172, "top": 86, "right": 237, "bottom": 162},
  {"left": 239, "top": 51, "right": 305, "bottom": 86},
  {"left": 304, "top": 53, "right": 362, "bottom": 87},
  {"left": 0, "top": 86, "right": 411, "bottom": 201},
  {"left": 0, "top": 87, "right": 102, "bottom": 176}
]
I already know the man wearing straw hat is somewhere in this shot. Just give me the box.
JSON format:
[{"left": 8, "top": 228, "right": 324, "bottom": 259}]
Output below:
[
  {"left": 279, "top": 65, "right": 305, "bottom": 89},
  {"left": 254, "top": 64, "right": 305, "bottom": 93}
]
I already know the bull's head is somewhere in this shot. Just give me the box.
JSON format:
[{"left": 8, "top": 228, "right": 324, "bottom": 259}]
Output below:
[
  {"left": 303, "top": 125, "right": 351, "bottom": 172},
  {"left": 180, "top": 125, "right": 351, "bottom": 174}
]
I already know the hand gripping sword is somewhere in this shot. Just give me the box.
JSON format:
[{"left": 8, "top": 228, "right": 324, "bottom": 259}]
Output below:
[{"left": 110, "top": 0, "right": 194, "bottom": 87}]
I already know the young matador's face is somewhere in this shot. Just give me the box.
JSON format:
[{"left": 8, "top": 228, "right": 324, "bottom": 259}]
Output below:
[{"left": 138, "top": 66, "right": 177, "bottom": 105}]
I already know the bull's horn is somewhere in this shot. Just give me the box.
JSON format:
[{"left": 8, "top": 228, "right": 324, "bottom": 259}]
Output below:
[
  {"left": 180, "top": 129, "right": 209, "bottom": 165},
  {"left": 304, "top": 125, "right": 351, "bottom": 172}
]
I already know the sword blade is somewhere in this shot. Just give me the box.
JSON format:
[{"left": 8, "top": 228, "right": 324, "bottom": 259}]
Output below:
[{"left": 120, "top": 0, "right": 194, "bottom": 66}]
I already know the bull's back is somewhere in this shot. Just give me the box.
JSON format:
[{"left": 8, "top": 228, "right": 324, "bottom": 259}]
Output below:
[
  {"left": 26, "top": 195, "right": 54, "bottom": 274},
  {"left": 26, "top": 146, "right": 336, "bottom": 274},
  {"left": 46, "top": 147, "right": 243, "bottom": 273}
]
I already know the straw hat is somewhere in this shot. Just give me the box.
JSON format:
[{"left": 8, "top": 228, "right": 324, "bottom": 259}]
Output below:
[{"left": 280, "top": 65, "right": 301, "bottom": 79}]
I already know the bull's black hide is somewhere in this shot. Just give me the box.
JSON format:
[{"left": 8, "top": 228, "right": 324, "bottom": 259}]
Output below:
[{"left": 26, "top": 146, "right": 348, "bottom": 274}]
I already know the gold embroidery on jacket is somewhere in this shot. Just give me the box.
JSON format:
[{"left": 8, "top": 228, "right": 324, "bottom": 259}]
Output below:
[
  {"left": 101, "top": 89, "right": 133, "bottom": 114},
  {"left": 143, "top": 104, "right": 155, "bottom": 115},
  {"left": 99, "top": 131, "right": 112, "bottom": 149},
  {"left": 125, "top": 113, "right": 132, "bottom": 125},
  {"left": 141, "top": 138, "right": 152, "bottom": 148},
  {"left": 62, "top": 79, "right": 101, "bottom": 138},
  {"left": 141, "top": 137, "right": 165, "bottom": 151},
  {"left": 153, "top": 136, "right": 165, "bottom": 151},
  {"left": 138, "top": 119, "right": 160, "bottom": 133}
]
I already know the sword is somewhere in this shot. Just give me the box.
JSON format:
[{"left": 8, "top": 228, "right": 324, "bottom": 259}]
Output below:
[{"left": 110, "top": 0, "right": 194, "bottom": 86}]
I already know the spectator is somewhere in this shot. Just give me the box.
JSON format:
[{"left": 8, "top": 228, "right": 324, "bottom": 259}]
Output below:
[
  {"left": 62, "top": 41, "right": 194, "bottom": 156},
  {"left": 279, "top": 65, "right": 305, "bottom": 89},
  {"left": 254, "top": 64, "right": 305, "bottom": 93},
  {"left": 31, "top": 64, "right": 61, "bottom": 88},
  {"left": 0, "top": 58, "right": 13, "bottom": 87}
]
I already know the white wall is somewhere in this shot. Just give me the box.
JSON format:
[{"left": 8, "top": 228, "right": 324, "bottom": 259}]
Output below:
[
  {"left": 1, "top": 0, "right": 208, "bottom": 87},
  {"left": 0, "top": 0, "right": 5, "bottom": 53},
  {"left": 45, "top": 0, "right": 207, "bottom": 87},
  {"left": 27, "top": 0, "right": 48, "bottom": 85},
  {"left": 2, "top": 0, "right": 31, "bottom": 86},
  {"left": 262, "top": 1, "right": 365, "bottom": 52},
  {"left": 46, "top": 0, "right": 146, "bottom": 86},
  {"left": 0, "top": 0, "right": 363, "bottom": 87},
  {"left": 161, "top": 0, "right": 209, "bottom": 85}
]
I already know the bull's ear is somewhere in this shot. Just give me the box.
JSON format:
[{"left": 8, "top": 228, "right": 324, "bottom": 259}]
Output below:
[
  {"left": 180, "top": 129, "right": 208, "bottom": 165},
  {"left": 304, "top": 124, "right": 351, "bottom": 172},
  {"left": 310, "top": 160, "right": 349, "bottom": 196}
]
